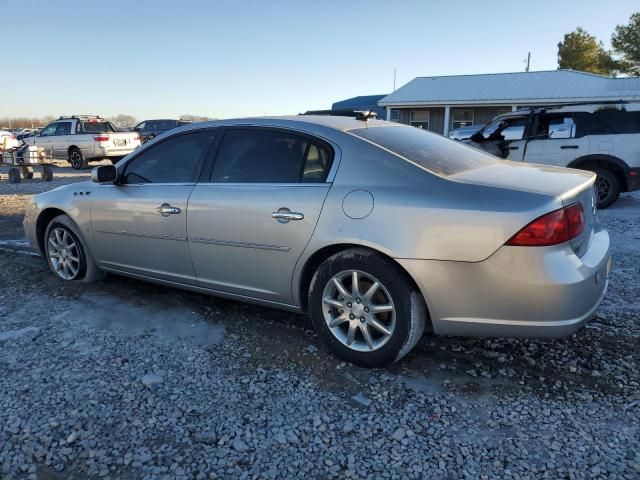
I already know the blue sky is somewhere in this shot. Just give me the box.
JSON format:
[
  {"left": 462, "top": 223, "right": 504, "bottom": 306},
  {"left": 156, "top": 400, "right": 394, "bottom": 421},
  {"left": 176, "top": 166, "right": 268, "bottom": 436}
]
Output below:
[{"left": 2, "top": 0, "right": 638, "bottom": 120}]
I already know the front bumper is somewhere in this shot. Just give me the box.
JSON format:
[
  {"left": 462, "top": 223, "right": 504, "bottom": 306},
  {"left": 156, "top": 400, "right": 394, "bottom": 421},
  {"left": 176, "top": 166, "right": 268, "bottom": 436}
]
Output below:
[{"left": 398, "top": 228, "right": 611, "bottom": 338}]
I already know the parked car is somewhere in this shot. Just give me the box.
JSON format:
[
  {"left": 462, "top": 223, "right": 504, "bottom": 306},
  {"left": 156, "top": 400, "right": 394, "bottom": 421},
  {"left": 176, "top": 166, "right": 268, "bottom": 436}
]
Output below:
[
  {"left": 465, "top": 102, "right": 640, "bottom": 208},
  {"left": 132, "top": 119, "right": 191, "bottom": 143},
  {"left": 448, "top": 125, "right": 482, "bottom": 140},
  {"left": 24, "top": 116, "right": 610, "bottom": 367},
  {"left": 0, "top": 130, "right": 20, "bottom": 150},
  {"left": 15, "top": 128, "right": 41, "bottom": 141},
  {"left": 23, "top": 116, "right": 142, "bottom": 169}
]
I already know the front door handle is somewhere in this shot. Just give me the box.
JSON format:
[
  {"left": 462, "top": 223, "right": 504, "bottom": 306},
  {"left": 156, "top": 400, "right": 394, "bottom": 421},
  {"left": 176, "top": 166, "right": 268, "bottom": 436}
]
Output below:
[
  {"left": 507, "top": 146, "right": 519, "bottom": 150},
  {"left": 560, "top": 145, "right": 579, "bottom": 149},
  {"left": 157, "top": 203, "right": 181, "bottom": 217},
  {"left": 272, "top": 208, "right": 304, "bottom": 223}
]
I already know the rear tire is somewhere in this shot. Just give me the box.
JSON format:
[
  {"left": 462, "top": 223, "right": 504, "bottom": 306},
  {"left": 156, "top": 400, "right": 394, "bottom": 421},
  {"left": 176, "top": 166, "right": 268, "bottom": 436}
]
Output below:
[
  {"left": 592, "top": 168, "right": 620, "bottom": 209},
  {"left": 41, "top": 165, "right": 53, "bottom": 181},
  {"left": 309, "top": 248, "right": 426, "bottom": 368},
  {"left": 69, "top": 147, "right": 88, "bottom": 170}
]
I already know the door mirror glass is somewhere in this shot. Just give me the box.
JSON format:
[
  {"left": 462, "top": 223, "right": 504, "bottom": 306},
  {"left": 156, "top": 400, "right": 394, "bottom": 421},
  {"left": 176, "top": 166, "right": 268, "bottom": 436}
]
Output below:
[{"left": 91, "top": 165, "right": 118, "bottom": 184}]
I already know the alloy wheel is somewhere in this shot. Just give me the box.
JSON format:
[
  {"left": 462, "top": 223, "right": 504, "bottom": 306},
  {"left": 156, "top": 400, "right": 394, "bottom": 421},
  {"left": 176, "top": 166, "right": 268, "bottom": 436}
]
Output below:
[
  {"left": 596, "top": 175, "right": 612, "bottom": 204},
  {"left": 47, "top": 227, "right": 81, "bottom": 280},
  {"left": 70, "top": 151, "right": 81, "bottom": 169},
  {"left": 321, "top": 270, "right": 396, "bottom": 352}
]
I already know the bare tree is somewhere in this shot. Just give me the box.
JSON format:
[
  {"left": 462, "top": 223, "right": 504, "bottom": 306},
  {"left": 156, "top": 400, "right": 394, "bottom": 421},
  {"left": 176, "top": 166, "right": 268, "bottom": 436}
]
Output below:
[
  {"left": 179, "top": 114, "right": 214, "bottom": 123},
  {"left": 107, "top": 114, "right": 138, "bottom": 128}
]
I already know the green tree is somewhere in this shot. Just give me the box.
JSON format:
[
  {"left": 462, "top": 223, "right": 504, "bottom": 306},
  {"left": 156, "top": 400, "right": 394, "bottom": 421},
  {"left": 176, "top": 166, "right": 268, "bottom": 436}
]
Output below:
[
  {"left": 611, "top": 12, "right": 640, "bottom": 75},
  {"left": 557, "top": 27, "right": 615, "bottom": 75}
]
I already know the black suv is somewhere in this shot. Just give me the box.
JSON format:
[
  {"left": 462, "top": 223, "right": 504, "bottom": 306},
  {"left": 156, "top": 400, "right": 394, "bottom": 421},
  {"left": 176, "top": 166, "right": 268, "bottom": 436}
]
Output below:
[{"left": 133, "top": 119, "right": 191, "bottom": 143}]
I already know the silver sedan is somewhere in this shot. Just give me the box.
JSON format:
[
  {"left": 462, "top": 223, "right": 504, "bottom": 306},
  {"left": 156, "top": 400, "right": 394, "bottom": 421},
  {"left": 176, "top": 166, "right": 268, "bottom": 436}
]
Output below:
[{"left": 23, "top": 116, "right": 611, "bottom": 367}]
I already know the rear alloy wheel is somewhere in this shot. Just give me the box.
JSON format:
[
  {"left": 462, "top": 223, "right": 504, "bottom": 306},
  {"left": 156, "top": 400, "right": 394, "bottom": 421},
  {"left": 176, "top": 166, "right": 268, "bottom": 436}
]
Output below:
[
  {"left": 593, "top": 168, "right": 620, "bottom": 209},
  {"left": 309, "top": 249, "right": 426, "bottom": 367},
  {"left": 69, "top": 147, "right": 88, "bottom": 170}
]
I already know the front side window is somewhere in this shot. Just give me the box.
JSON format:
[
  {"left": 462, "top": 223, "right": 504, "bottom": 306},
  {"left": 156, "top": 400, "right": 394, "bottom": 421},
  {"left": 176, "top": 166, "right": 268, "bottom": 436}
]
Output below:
[
  {"left": 452, "top": 110, "right": 474, "bottom": 129},
  {"left": 210, "top": 129, "right": 333, "bottom": 183},
  {"left": 409, "top": 111, "right": 430, "bottom": 130},
  {"left": 55, "top": 122, "right": 72, "bottom": 136},
  {"left": 479, "top": 117, "right": 528, "bottom": 141},
  {"left": 122, "top": 130, "right": 215, "bottom": 184},
  {"left": 39, "top": 124, "right": 57, "bottom": 137},
  {"left": 351, "top": 125, "right": 498, "bottom": 176}
]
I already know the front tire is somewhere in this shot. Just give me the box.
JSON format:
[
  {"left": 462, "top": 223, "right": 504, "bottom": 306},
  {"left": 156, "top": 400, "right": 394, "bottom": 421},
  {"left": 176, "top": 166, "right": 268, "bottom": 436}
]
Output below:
[
  {"left": 309, "top": 248, "right": 426, "bottom": 368},
  {"left": 592, "top": 168, "right": 620, "bottom": 209},
  {"left": 44, "top": 215, "right": 104, "bottom": 283},
  {"left": 69, "top": 147, "right": 88, "bottom": 170}
]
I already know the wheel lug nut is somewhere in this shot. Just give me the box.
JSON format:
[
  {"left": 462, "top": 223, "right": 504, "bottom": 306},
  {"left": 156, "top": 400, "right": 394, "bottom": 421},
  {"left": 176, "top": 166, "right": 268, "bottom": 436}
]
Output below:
[
  {"left": 360, "top": 317, "right": 365, "bottom": 322},
  {"left": 346, "top": 302, "right": 352, "bottom": 308},
  {"left": 356, "top": 298, "right": 361, "bottom": 304},
  {"left": 349, "top": 314, "right": 355, "bottom": 320},
  {"left": 364, "top": 307, "right": 369, "bottom": 313}
]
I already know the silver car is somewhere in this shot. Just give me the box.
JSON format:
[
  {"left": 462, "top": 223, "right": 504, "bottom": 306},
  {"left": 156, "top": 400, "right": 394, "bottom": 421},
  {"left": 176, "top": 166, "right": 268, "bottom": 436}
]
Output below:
[{"left": 23, "top": 116, "right": 611, "bottom": 367}]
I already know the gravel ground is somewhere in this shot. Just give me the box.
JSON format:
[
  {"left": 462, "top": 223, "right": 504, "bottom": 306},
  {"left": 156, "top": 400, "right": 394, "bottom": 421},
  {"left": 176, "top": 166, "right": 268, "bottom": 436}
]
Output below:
[{"left": 0, "top": 165, "right": 638, "bottom": 479}]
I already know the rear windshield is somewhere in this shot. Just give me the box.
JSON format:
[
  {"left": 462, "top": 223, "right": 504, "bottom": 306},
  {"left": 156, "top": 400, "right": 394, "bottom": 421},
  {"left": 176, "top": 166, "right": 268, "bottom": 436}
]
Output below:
[
  {"left": 350, "top": 126, "right": 498, "bottom": 176},
  {"left": 79, "top": 121, "right": 115, "bottom": 134}
]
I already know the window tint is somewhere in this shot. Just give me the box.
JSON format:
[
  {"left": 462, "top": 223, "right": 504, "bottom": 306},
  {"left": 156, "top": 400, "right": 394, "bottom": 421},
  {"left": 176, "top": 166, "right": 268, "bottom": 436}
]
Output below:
[
  {"left": 593, "top": 110, "right": 640, "bottom": 134},
  {"left": 79, "top": 122, "right": 115, "bottom": 134},
  {"left": 210, "top": 129, "right": 333, "bottom": 183},
  {"left": 55, "top": 122, "right": 72, "bottom": 135},
  {"left": 478, "top": 117, "right": 528, "bottom": 141},
  {"left": 123, "top": 130, "right": 214, "bottom": 184},
  {"left": 351, "top": 126, "right": 498, "bottom": 176},
  {"left": 39, "top": 124, "right": 57, "bottom": 137}
]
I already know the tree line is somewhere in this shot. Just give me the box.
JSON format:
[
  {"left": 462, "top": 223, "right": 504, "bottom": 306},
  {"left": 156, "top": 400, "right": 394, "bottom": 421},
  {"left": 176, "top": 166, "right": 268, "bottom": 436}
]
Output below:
[{"left": 558, "top": 11, "right": 639, "bottom": 75}]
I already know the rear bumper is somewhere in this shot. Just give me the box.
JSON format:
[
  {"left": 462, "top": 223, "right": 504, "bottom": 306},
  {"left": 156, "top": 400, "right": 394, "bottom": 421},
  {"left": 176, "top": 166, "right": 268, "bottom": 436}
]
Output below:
[
  {"left": 92, "top": 145, "right": 140, "bottom": 159},
  {"left": 398, "top": 228, "right": 611, "bottom": 338}
]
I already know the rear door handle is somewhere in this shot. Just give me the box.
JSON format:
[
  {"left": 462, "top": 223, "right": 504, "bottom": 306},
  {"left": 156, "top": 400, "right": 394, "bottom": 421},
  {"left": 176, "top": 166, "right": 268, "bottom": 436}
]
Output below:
[
  {"left": 560, "top": 145, "right": 579, "bottom": 149},
  {"left": 157, "top": 203, "right": 181, "bottom": 217},
  {"left": 272, "top": 208, "right": 304, "bottom": 223}
]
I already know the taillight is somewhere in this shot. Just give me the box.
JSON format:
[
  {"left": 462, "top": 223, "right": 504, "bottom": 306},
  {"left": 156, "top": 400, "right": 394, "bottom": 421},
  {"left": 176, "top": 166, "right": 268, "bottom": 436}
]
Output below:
[
  {"left": 506, "top": 203, "right": 584, "bottom": 247},
  {"left": 94, "top": 135, "right": 110, "bottom": 142}
]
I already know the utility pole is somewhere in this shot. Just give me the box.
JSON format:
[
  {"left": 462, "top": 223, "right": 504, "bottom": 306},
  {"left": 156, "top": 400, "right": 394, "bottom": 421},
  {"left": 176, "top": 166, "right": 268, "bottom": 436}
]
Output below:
[
  {"left": 393, "top": 68, "right": 397, "bottom": 92},
  {"left": 525, "top": 52, "right": 531, "bottom": 72}
]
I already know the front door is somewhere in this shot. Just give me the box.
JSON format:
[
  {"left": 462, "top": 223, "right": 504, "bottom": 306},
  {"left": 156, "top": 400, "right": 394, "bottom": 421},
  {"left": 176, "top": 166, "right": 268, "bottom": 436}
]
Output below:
[
  {"left": 32, "top": 123, "right": 57, "bottom": 156},
  {"left": 522, "top": 113, "right": 588, "bottom": 166},
  {"left": 90, "top": 129, "right": 216, "bottom": 283},
  {"left": 188, "top": 127, "right": 335, "bottom": 305},
  {"left": 52, "top": 121, "right": 73, "bottom": 157}
]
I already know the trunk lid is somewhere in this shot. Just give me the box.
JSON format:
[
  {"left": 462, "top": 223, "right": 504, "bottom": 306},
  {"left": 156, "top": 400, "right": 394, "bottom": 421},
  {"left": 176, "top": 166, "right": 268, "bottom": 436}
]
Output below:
[{"left": 451, "top": 161, "right": 597, "bottom": 257}]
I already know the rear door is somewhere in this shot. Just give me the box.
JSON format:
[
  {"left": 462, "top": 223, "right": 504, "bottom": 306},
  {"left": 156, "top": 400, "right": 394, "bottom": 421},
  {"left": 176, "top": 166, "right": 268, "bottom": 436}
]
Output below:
[
  {"left": 187, "top": 127, "right": 335, "bottom": 305},
  {"left": 522, "top": 113, "right": 588, "bottom": 167}
]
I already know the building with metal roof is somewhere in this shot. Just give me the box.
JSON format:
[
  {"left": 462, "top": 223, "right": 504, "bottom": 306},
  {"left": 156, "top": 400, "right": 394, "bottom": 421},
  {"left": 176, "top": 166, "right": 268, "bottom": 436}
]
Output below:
[{"left": 378, "top": 70, "right": 640, "bottom": 136}]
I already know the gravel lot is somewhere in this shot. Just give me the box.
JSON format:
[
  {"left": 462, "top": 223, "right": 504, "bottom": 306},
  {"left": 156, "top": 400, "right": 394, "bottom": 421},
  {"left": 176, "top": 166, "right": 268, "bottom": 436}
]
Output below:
[{"left": 0, "top": 163, "right": 638, "bottom": 479}]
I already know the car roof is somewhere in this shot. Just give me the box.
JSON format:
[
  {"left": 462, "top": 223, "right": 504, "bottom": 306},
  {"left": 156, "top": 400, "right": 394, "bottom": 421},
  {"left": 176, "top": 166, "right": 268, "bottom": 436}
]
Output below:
[{"left": 182, "top": 115, "right": 403, "bottom": 133}]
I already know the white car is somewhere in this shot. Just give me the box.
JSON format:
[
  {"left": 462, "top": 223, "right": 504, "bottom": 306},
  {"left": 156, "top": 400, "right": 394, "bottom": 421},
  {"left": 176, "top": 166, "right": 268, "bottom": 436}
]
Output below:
[
  {"left": 466, "top": 102, "right": 640, "bottom": 208},
  {"left": 23, "top": 116, "right": 141, "bottom": 170}
]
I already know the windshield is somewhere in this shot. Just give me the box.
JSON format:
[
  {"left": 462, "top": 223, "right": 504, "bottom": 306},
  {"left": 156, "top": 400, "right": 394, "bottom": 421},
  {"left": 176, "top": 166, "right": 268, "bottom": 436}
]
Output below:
[
  {"left": 350, "top": 125, "right": 498, "bottom": 176},
  {"left": 79, "top": 121, "right": 115, "bottom": 134}
]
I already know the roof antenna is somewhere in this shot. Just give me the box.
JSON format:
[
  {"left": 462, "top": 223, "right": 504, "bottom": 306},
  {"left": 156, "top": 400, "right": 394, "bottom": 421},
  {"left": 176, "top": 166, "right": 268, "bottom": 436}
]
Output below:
[{"left": 524, "top": 52, "right": 531, "bottom": 72}]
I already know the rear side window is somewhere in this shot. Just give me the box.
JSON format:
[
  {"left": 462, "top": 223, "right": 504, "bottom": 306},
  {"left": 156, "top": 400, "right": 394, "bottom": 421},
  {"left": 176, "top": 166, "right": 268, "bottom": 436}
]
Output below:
[
  {"left": 210, "top": 129, "right": 333, "bottom": 183},
  {"left": 123, "top": 130, "right": 215, "bottom": 184},
  {"left": 593, "top": 110, "right": 640, "bottom": 134},
  {"left": 351, "top": 126, "right": 498, "bottom": 176},
  {"left": 79, "top": 121, "right": 115, "bottom": 134}
]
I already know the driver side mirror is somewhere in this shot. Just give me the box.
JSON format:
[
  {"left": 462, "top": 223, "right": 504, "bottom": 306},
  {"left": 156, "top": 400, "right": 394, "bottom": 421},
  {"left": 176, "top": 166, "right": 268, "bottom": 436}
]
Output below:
[
  {"left": 91, "top": 165, "right": 117, "bottom": 184},
  {"left": 469, "top": 132, "right": 483, "bottom": 143}
]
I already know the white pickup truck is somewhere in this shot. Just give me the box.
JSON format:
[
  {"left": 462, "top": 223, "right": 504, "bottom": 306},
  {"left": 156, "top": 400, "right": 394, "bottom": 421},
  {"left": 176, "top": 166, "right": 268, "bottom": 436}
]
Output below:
[{"left": 24, "top": 116, "right": 141, "bottom": 169}]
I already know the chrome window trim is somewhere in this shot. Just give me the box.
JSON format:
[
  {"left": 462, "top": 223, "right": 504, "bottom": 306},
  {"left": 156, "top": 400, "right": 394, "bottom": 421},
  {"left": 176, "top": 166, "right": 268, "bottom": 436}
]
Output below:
[{"left": 193, "top": 182, "right": 331, "bottom": 187}]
